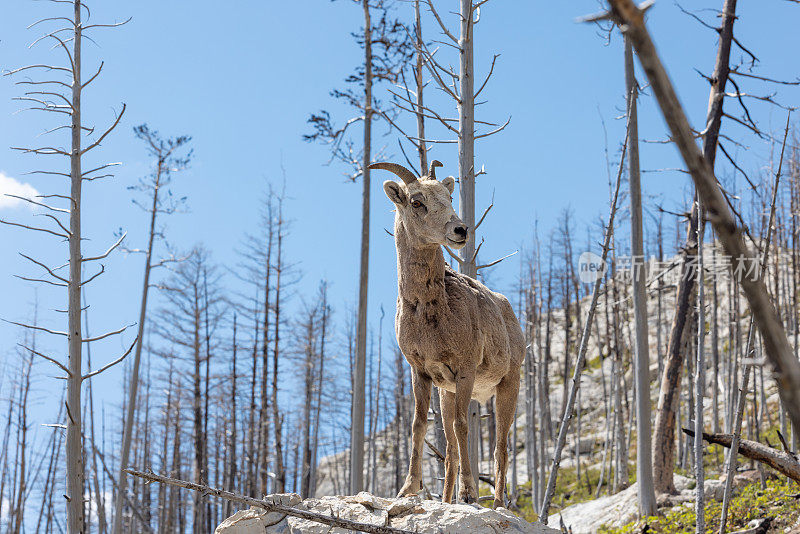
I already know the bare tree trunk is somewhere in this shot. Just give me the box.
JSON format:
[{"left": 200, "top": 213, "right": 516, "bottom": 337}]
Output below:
[
  {"left": 113, "top": 140, "right": 162, "bottom": 534},
  {"left": 414, "top": 0, "right": 427, "bottom": 174},
  {"left": 624, "top": 36, "right": 656, "bottom": 515},
  {"left": 540, "top": 118, "right": 629, "bottom": 521},
  {"left": 66, "top": 2, "right": 85, "bottom": 529},
  {"left": 309, "top": 284, "right": 329, "bottom": 498},
  {"left": 11, "top": 332, "right": 34, "bottom": 534},
  {"left": 273, "top": 192, "right": 286, "bottom": 494},
  {"left": 454, "top": 0, "right": 482, "bottom": 487},
  {"left": 351, "top": 0, "right": 373, "bottom": 494},
  {"left": 718, "top": 115, "right": 790, "bottom": 534},
  {"left": 224, "top": 316, "right": 238, "bottom": 517},
  {"left": 301, "top": 307, "right": 316, "bottom": 499},
  {"left": 695, "top": 200, "right": 707, "bottom": 533},
  {"left": 258, "top": 198, "right": 273, "bottom": 497},
  {"left": 83, "top": 300, "right": 108, "bottom": 534},
  {"left": 648, "top": 0, "right": 738, "bottom": 493},
  {"left": 370, "top": 309, "right": 384, "bottom": 494}
]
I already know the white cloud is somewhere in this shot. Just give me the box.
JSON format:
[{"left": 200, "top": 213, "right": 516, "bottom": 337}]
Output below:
[{"left": 0, "top": 172, "right": 40, "bottom": 210}]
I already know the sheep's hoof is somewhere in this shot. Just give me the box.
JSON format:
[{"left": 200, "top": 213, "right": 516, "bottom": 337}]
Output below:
[
  {"left": 492, "top": 498, "right": 504, "bottom": 509},
  {"left": 397, "top": 479, "right": 422, "bottom": 498},
  {"left": 459, "top": 491, "right": 476, "bottom": 504}
]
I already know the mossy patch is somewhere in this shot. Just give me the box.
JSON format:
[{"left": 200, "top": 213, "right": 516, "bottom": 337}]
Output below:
[{"left": 599, "top": 478, "right": 800, "bottom": 534}]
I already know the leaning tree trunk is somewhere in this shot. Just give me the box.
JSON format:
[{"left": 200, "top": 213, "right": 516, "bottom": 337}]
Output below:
[
  {"left": 651, "top": 0, "right": 737, "bottom": 494},
  {"left": 625, "top": 36, "right": 656, "bottom": 515},
  {"left": 112, "top": 152, "right": 162, "bottom": 534},
  {"left": 350, "top": 0, "right": 372, "bottom": 494}
]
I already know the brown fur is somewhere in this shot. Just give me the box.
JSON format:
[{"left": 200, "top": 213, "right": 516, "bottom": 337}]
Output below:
[{"left": 378, "top": 168, "right": 524, "bottom": 508}]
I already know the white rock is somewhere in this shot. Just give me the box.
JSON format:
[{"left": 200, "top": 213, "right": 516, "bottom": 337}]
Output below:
[
  {"left": 216, "top": 492, "right": 558, "bottom": 534},
  {"left": 547, "top": 482, "right": 641, "bottom": 534},
  {"left": 215, "top": 493, "right": 302, "bottom": 534}
]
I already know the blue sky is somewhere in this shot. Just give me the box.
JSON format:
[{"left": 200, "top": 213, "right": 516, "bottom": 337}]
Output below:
[{"left": 0, "top": 0, "right": 797, "bottom": 437}]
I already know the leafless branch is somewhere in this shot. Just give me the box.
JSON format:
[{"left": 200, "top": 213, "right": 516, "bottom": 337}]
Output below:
[
  {"left": 4, "top": 64, "right": 72, "bottom": 76},
  {"left": 474, "top": 54, "right": 499, "bottom": 98},
  {"left": 82, "top": 161, "right": 121, "bottom": 177},
  {"left": 36, "top": 212, "right": 71, "bottom": 236},
  {"left": 474, "top": 191, "right": 494, "bottom": 231},
  {"left": 443, "top": 245, "right": 465, "bottom": 265},
  {"left": 80, "top": 264, "right": 105, "bottom": 287},
  {"left": 82, "top": 61, "right": 103, "bottom": 89},
  {"left": 731, "top": 68, "right": 800, "bottom": 85},
  {"left": 4, "top": 194, "right": 69, "bottom": 214},
  {"left": 475, "top": 116, "right": 511, "bottom": 139},
  {"left": 82, "top": 323, "right": 135, "bottom": 343},
  {"left": 424, "top": 0, "right": 458, "bottom": 44},
  {"left": 2, "top": 319, "right": 68, "bottom": 337},
  {"left": 12, "top": 144, "right": 70, "bottom": 155},
  {"left": 18, "top": 343, "right": 70, "bottom": 375},
  {"left": 19, "top": 252, "right": 68, "bottom": 283},
  {"left": 83, "top": 17, "right": 132, "bottom": 31},
  {"left": 81, "top": 103, "right": 126, "bottom": 155},
  {"left": 84, "top": 232, "right": 126, "bottom": 262},
  {"left": 82, "top": 336, "right": 138, "bottom": 381},
  {"left": 477, "top": 249, "right": 518, "bottom": 270},
  {"left": 0, "top": 218, "right": 69, "bottom": 239}
]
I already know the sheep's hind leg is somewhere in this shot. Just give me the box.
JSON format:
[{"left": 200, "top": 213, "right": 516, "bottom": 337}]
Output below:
[
  {"left": 398, "top": 369, "right": 432, "bottom": 497},
  {"left": 440, "top": 388, "right": 458, "bottom": 504},
  {"left": 492, "top": 369, "right": 520, "bottom": 509}
]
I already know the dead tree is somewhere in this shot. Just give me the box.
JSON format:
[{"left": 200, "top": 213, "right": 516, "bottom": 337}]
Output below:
[
  {"left": 399, "top": 0, "right": 512, "bottom": 489},
  {"left": 299, "top": 293, "right": 321, "bottom": 498},
  {"left": 586, "top": 0, "right": 739, "bottom": 494},
  {"left": 309, "top": 282, "right": 331, "bottom": 498},
  {"left": 603, "top": 0, "right": 800, "bottom": 459},
  {"left": 718, "top": 115, "right": 791, "bottom": 534},
  {"left": 540, "top": 111, "right": 630, "bottom": 521},
  {"left": 623, "top": 34, "right": 657, "bottom": 515},
  {"left": 234, "top": 185, "right": 276, "bottom": 497},
  {"left": 112, "top": 124, "right": 191, "bottom": 534},
  {"left": 3, "top": 2, "right": 131, "bottom": 530},
  {"left": 271, "top": 184, "right": 290, "bottom": 494},
  {"left": 156, "top": 247, "right": 224, "bottom": 533},
  {"left": 304, "top": 0, "right": 411, "bottom": 493},
  {"left": 7, "top": 319, "right": 36, "bottom": 534},
  {"left": 683, "top": 428, "right": 800, "bottom": 484}
]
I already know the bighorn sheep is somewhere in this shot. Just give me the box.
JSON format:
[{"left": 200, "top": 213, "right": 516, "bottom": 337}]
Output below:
[{"left": 371, "top": 160, "right": 524, "bottom": 507}]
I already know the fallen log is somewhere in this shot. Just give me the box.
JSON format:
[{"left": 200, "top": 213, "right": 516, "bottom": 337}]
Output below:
[
  {"left": 125, "top": 469, "right": 413, "bottom": 534},
  {"left": 682, "top": 429, "right": 800, "bottom": 483},
  {"left": 729, "top": 517, "right": 772, "bottom": 534}
]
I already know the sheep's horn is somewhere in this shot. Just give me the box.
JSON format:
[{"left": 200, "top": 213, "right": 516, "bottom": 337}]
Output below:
[
  {"left": 368, "top": 162, "right": 417, "bottom": 185},
  {"left": 428, "top": 160, "right": 443, "bottom": 179}
]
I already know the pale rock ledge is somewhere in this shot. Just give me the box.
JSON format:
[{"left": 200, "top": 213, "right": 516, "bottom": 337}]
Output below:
[{"left": 215, "top": 492, "right": 559, "bottom": 534}]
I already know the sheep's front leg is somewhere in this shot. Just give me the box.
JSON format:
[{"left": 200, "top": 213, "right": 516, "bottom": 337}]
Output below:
[
  {"left": 440, "top": 388, "right": 458, "bottom": 504},
  {"left": 398, "top": 368, "right": 432, "bottom": 497},
  {"left": 454, "top": 372, "right": 477, "bottom": 503}
]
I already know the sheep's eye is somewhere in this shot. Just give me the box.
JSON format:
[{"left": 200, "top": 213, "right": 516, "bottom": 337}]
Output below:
[{"left": 411, "top": 200, "right": 422, "bottom": 208}]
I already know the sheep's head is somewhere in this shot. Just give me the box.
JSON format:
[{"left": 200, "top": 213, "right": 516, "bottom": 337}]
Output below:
[{"left": 371, "top": 160, "right": 469, "bottom": 249}]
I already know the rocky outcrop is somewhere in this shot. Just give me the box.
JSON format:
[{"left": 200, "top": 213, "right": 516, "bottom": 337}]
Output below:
[
  {"left": 215, "top": 492, "right": 558, "bottom": 534},
  {"left": 547, "top": 472, "right": 768, "bottom": 533}
]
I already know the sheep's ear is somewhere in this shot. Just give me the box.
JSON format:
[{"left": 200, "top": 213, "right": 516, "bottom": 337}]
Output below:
[
  {"left": 384, "top": 180, "right": 407, "bottom": 205},
  {"left": 441, "top": 176, "right": 455, "bottom": 194}
]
